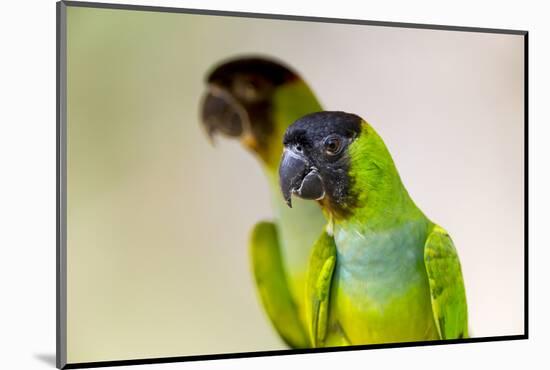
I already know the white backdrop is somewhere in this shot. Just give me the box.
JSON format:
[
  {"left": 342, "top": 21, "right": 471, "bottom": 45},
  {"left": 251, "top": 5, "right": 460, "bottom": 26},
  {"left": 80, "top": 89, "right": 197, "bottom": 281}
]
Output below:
[{"left": 0, "top": 0, "right": 546, "bottom": 370}]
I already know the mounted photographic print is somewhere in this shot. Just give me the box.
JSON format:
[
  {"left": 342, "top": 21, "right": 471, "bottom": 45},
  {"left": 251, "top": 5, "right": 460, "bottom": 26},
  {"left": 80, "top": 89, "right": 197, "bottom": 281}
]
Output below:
[{"left": 56, "top": 1, "right": 528, "bottom": 368}]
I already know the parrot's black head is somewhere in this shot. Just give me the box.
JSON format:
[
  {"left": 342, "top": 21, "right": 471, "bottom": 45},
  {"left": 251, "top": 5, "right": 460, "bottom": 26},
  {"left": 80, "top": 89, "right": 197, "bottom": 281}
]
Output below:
[
  {"left": 201, "top": 57, "right": 299, "bottom": 161},
  {"left": 279, "top": 111, "right": 363, "bottom": 218}
]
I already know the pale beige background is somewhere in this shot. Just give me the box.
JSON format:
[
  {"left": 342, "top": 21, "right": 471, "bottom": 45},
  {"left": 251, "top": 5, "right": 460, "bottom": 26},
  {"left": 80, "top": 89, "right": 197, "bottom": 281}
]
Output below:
[{"left": 66, "top": 6, "right": 524, "bottom": 363}]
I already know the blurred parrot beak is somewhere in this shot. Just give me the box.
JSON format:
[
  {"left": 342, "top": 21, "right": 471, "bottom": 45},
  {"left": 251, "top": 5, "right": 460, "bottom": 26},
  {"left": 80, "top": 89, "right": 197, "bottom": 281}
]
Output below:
[{"left": 200, "top": 85, "right": 250, "bottom": 144}]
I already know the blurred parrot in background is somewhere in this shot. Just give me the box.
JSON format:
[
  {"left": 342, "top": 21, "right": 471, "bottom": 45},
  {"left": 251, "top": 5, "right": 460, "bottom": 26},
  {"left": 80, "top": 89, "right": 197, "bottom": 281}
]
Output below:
[
  {"left": 279, "top": 111, "right": 468, "bottom": 347},
  {"left": 200, "top": 57, "right": 325, "bottom": 348}
]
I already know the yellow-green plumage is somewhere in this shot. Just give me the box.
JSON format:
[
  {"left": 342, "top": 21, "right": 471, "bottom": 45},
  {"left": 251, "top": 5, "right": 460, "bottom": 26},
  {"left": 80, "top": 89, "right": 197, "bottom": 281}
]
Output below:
[
  {"left": 249, "top": 222, "right": 308, "bottom": 347},
  {"left": 305, "top": 230, "right": 337, "bottom": 346},
  {"left": 425, "top": 225, "right": 469, "bottom": 339}
]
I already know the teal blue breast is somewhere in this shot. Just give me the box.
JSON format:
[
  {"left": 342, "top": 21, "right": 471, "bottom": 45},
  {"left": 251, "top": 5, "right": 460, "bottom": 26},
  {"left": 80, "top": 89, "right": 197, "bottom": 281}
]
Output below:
[{"left": 330, "top": 219, "right": 439, "bottom": 344}]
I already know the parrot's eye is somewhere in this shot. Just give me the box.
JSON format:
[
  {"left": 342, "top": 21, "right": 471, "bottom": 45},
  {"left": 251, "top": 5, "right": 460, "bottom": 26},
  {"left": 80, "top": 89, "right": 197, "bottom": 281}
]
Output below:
[
  {"left": 233, "top": 75, "right": 269, "bottom": 102},
  {"left": 324, "top": 135, "right": 343, "bottom": 156}
]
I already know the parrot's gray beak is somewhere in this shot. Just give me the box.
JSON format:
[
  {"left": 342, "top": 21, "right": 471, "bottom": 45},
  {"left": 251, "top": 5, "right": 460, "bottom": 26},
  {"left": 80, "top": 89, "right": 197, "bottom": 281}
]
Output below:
[
  {"left": 200, "top": 85, "right": 250, "bottom": 143},
  {"left": 279, "top": 149, "right": 325, "bottom": 208}
]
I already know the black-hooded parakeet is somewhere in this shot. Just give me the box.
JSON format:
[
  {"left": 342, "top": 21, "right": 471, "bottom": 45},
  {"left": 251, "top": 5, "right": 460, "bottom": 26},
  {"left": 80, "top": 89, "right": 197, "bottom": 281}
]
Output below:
[{"left": 279, "top": 111, "right": 468, "bottom": 347}]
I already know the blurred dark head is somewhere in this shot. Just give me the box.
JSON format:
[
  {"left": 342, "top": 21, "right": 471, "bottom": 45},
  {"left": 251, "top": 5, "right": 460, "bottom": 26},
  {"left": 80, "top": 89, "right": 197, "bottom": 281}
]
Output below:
[{"left": 200, "top": 57, "right": 299, "bottom": 161}]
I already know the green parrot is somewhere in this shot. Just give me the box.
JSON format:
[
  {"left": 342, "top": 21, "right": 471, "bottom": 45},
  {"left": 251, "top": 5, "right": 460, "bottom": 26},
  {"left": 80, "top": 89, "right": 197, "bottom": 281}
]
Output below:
[
  {"left": 278, "top": 111, "right": 468, "bottom": 347},
  {"left": 200, "top": 57, "right": 326, "bottom": 348}
]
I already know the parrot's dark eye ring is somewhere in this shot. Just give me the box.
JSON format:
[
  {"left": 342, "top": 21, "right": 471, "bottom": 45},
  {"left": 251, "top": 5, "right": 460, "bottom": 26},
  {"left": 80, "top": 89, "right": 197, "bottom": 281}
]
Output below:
[
  {"left": 233, "top": 75, "right": 269, "bottom": 102},
  {"left": 324, "top": 135, "right": 343, "bottom": 156}
]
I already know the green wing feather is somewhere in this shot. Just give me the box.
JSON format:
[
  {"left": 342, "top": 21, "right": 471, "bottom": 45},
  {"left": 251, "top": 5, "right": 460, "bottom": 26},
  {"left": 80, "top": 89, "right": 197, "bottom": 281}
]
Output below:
[
  {"left": 424, "top": 225, "right": 469, "bottom": 339},
  {"left": 306, "top": 229, "right": 337, "bottom": 347},
  {"left": 249, "top": 221, "right": 309, "bottom": 348}
]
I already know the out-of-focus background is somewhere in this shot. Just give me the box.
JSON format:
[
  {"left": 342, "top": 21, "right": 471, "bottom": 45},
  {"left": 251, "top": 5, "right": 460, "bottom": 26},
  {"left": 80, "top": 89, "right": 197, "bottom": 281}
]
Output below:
[{"left": 66, "top": 5, "right": 524, "bottom": 364}]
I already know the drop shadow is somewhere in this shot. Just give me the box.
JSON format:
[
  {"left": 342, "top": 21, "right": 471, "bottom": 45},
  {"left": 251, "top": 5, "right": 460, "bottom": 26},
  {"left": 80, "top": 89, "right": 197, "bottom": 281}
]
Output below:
[{"left": 34, "top": 353, "right": 56, "bottom": 367}]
